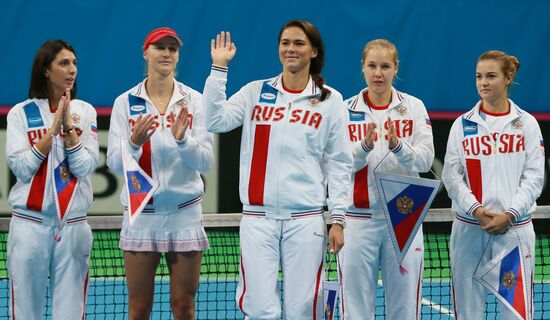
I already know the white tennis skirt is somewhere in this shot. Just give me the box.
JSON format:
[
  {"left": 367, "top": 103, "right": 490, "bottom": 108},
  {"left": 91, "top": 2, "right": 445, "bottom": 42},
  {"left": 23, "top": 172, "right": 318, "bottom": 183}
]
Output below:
[{"left": 119, "top": 203, "right": 210, "bottom": 252}]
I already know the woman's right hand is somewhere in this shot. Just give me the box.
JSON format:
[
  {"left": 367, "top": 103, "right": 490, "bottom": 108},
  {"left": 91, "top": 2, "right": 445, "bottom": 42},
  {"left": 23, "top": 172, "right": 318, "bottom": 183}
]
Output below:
[
  {"left": 362, "top": 122, "right": 377, "bottom": 150},
  {"left": 473, "top": 207, "right": 492, "bottom": 228},
  {"left": 50, "top": 95, "right": 66, "bottom": 136},
  {"left": 211, "top": 31, "right": 237, "bottom": 67},
  {"left": 130, "top": 114, "right": 156, "bottom": 147}
]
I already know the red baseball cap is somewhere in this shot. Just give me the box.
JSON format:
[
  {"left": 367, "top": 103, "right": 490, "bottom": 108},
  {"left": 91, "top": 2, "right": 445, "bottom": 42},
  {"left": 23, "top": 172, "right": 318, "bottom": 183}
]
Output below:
[{"left": 143, "top": 27, "right": 183, "bottom": 51}]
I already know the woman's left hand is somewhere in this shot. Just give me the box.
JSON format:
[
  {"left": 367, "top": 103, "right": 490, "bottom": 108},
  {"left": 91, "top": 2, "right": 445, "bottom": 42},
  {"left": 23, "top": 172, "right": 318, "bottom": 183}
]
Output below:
[
  {"left": 328, "top": 224, "right": 344, "bottom": 254},
  {"left": 481, "top": 211, "right": 511, "bottom": 235},
  {"left": 169, "top": 106, "right": 190, "bottom": 141},
  {"left": 387, "top": 117, "right": 399, "bottom": 150},
  {"left": 62, "top": 89, "right": 73, "bottom": 129}
]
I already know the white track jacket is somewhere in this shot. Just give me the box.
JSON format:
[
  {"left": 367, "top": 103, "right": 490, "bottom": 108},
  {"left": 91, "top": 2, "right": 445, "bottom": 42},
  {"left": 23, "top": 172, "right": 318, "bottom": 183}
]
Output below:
[
  {"left": 7, "top": 98, "right": 99, "bottom": 225},
  {"left": 442, "top": 100, "right": 544, "bottom": 224},
  {"left": 344, "top": 88, "right": 435, "bottom": 219},
  {"left": 203, "top": 66, "right": 352, "bottom": 222},
  {"left": 107, "top": 79, "right": 214, "bottom": 214}
]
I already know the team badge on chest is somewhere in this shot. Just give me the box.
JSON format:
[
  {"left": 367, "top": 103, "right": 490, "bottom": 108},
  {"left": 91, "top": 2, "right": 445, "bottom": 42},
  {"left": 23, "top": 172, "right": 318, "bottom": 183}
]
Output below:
[
  {"left": 71, "top": 113, "right": 81, "bottom": 125},
  {"left": 396, "top": 104, "right": 407, "bottom": 116},
  {"left": 176, "top": 99, "right": 188, "bottom": 110},
  {"left": 512, "top": 119, "right": 523, "bottom": 130},
  {"left": 309, "top": 97, "right": 320, "bottom": 107}
]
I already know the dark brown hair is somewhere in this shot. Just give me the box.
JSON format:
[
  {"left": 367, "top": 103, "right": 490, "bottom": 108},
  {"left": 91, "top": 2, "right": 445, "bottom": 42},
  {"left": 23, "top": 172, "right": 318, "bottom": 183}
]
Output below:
[
  {"left": 278, "top": 20, "right": 330, "bottom": 101},
  {"left": 29, "top": 40, "right": 77, "bottom": 99}
]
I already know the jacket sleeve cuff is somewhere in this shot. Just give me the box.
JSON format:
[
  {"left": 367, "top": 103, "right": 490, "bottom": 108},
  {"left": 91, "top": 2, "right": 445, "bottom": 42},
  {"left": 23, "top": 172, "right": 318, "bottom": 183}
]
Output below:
[
  {"left": 361, "top": 140, "right": 373, "bottom": 153},
  {"left": 390, "top": 139, "right": 403, "bottom": 154},
  {"left": 210, "top": 64, "right": 228, "bottom": 79},
  {"left": 330, "top": 209, "right": 346, "bottom": 222},
  {"left": 505, "top": 208, "right": 520, "bottom": 222},
  {"left": 66, "top": 142, "right": 83, "bottom": 155},
  {"left": 354, "top": 140, "right": 372, "bottom": 159},
  {"left": 175, "top": 134, "right": 189, "bottom": 145},
  {"left": 30, "top": 145, "right": 47, "bottom": 163},
  {"left": 127, "top": 139, "right": 142, "bottom": 159},
  {"left": 467, "top": 201, "right": 482, "bottom": 216}
]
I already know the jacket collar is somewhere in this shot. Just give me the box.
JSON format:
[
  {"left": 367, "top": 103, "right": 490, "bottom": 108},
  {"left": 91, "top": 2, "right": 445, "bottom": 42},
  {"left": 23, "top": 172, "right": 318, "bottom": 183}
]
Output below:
[
  {"left": 129, "top": 78, "right": 189, "bottom": 110},
  {"left": 464, "top": 99, "right": 524, "bottom": 125},
  {"left": 268, "top": 73, "right": 319, "bottom": 97},
  {"left": 348, "top": 87, "right": 405, "bottom": 113}
]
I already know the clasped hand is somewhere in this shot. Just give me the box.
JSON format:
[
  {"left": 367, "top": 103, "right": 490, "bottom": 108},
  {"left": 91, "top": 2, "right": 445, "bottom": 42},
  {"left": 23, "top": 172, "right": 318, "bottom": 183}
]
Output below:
[
  {"left": 50, "top": 89, "right": 73, "bottom": 136},
  {"left": 473, "top": 207, "right": 511, "bottom": 235},
  {"left": 361, "top": 117, "right": 399, "bottom": 150}
]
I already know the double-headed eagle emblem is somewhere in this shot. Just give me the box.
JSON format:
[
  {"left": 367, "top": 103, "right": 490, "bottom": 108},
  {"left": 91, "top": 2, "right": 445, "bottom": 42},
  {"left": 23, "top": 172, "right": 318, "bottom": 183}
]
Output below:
[
  {"left": 396, "top": 195, "right": 414, "bottom": 215},
  {"left": 501, "top": 271, "right": 516, "bottom": 289},
  {"left": 131, "top": 174, "right": 141, "bottom": 192},
  {"left": 59, "top": 164, "right": 70, "bottom": 182}
]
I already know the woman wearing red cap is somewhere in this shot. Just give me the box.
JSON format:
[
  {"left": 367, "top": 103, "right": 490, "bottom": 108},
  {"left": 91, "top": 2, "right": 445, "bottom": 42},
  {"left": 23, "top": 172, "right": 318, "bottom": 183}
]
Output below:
[
  {"left": 107, "top": 27, "right": 213, "bottom": 319},
  {"left": 203, "top": 21, "right": 352, "bottom": 319},
  {"left": 6, "top": 40, "right": 99, "bottom": 319}
]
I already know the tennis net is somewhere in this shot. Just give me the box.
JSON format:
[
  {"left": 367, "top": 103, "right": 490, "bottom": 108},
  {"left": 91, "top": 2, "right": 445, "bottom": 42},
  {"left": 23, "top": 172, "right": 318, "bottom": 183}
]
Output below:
[{"left": 0, "top": 208, "right": 549, "bottom": 319}]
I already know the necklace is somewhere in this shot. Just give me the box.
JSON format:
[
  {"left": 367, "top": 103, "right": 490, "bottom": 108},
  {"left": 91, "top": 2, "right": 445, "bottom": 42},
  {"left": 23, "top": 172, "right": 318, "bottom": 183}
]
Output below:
[{"left": 150, "top": 95, "right": 171, "bottom": 112}]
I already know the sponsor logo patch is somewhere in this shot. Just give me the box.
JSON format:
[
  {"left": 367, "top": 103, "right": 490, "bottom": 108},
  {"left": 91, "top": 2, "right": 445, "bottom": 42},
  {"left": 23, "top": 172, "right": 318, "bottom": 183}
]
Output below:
[{"left": 130, "top": 105, "right": 146, "bottom": 112}]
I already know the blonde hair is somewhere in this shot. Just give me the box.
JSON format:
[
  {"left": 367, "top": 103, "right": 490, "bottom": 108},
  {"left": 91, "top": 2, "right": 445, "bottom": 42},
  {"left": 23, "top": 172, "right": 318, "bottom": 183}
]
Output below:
[
  {"left": 477, "top": 50, "right": 520, "bottom": 84},
  {"left": 361, "top": 39, "right": 399, "bottom": 66}
]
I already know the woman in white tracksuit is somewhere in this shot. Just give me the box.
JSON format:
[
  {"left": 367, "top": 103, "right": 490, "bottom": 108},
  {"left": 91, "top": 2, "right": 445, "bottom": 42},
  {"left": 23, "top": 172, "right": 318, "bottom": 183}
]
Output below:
[
  {"left": 442, "top": 50, "right": 544, "bottom": 319},
  {"left": 339, "top": 39, "right": 435, "bottom": 320},
  {"left": 203, "top": 20, "right": 353, "bottom": 319},
  {"left": 106, "top": 27, "right": 213, "bottom": 319},
  {"left": 7, "top": 40, "right": 99, "bottom": 319}
]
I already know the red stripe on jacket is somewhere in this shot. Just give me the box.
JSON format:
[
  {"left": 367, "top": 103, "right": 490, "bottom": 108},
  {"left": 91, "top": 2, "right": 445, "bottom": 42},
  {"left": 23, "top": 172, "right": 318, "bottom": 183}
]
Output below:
[
  {"left": 465, "top": 159, "right": 482, "bottom": 203},
  {"left": 26, "top": 159, "right": 48, "bottom": 211},
  {"left": 353, "top": 166, "right": 370, "bottom": 208},
  {"left": 139, "top": 141, "right": 154, "bottom": 205},
  {"left": 248, "top": 124, "right": 271, "bottom": 206}
]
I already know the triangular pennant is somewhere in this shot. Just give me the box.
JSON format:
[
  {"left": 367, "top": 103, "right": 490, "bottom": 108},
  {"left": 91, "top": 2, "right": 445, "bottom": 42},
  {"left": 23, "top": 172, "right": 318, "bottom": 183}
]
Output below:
[
  {"left": 474, "top": 239, "right": 530, "bottom": 320},
  {"left": 374, "top": 171, "right": 440, "bottom": 264},
  {"left": 121, "top": 140, "right": 158, "bottom": 225},
  {"left": 323, "top": 280, "right": 339, "bottom": 320},
  {"left": 50, "top": 137, "right": 79, "bottom": 225}
]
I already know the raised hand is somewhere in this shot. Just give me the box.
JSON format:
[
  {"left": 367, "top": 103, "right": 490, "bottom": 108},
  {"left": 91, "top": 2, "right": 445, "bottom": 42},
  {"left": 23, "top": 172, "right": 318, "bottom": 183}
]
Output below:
[
  {"left": 169, "top": 106, "right": 189, "bottom": 141},
  {"left": 130, "top": 114, "right": 156, "bottom": 147},
  {"left": 387, "top": 117, "right": 399, "bottom": 149},
  {"left": 363, "top": 122, "right": 377, "bottom": 149},
  {"left": 211, "top": 31, "right": 237, "bottom": 67}
]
